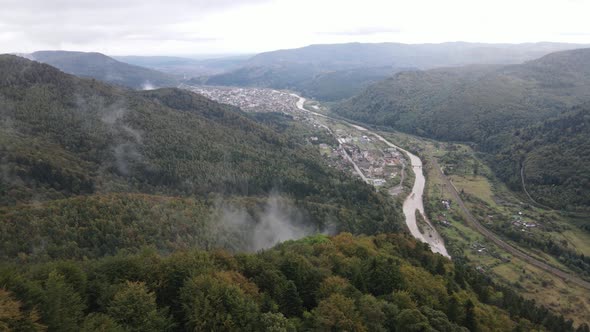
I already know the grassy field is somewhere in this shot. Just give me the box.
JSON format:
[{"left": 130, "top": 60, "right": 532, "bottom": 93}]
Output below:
[
  {"left": 492, "top": 256, "right": 590, "bottom": 323},
  {"left": 449, "top": 175, "right": 496, "bottom": 206},
  {"left": 561, "top": 230, "right": 590, "bottom": 256}
]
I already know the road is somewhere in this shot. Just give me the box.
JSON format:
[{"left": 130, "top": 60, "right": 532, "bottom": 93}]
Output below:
[
  {"left": 292, "top": 94, "right": 450, "bottom": 258},
  {"left": 433, "top": 158, "right": 590, "bottom": 290}
]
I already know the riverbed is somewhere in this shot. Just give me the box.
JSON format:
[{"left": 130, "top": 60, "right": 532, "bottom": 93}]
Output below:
[{"left": 293, "top": 94, "right": 450, "bottom": 258}]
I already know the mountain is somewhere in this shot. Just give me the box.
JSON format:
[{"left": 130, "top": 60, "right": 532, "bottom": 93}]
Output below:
[
  {"left": 29, "top": 50, "right": 179, "bottom": 89},
  {"left": 336, "top": 48, "right": 590, "bottom": 209},
  {"left": 114, "top": 55, "right": 249, "bottom": 77},
  {"left": 198, "top": 42, "right": 588, "bottom": 101},
  {"left": 0, "top": 54, "right": 401, "bottom": 259},
  {"left": 337, "top": 48, "right": 590, "bottom": 141},
  {"left": 246, "top": 42, "right": 587, "bottom": 68}
]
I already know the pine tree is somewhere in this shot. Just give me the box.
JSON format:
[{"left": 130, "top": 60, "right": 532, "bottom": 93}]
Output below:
[
  {"left": 281, "top": 281, "right": 303, "bottom": 317},
  {"left": 464, "top": 299, "right": 477, "bottom": 331},
  {"left": 41, "top": 271, "right": 86, "bottom": 332}
]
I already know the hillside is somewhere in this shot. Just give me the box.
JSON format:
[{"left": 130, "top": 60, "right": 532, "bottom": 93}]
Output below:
[
  {"left": 199, "top": 42, "right": 587, "bottom": 101},
  {"left": 489, "top": 105, "right": 590, "bottom": 210},
  {"left": 0, "top": 233, "right": 579, "bottom": 331},
  {"left": 0, "top": 54, "right": 402, "bottom": 257},
  {"left": 297, "top": 66, "right": 403, "bottom": 101},
  {"left": 30, "top": 51, "right": 179, "bottom": 89},
  {"left": 337, "top": 48, "right": 590, "bottom": 141},
  {"left": 336, "top": 48, "right": 590, "bottom": 209}
]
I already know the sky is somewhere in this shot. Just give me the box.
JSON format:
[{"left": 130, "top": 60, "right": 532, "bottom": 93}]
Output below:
[{"left": 1, "top": 0, "right": 589, "bottom": 56}]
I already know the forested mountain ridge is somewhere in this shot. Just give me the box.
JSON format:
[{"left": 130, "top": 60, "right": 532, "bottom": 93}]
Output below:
[
  {"left": 246, "top": 42, "right": 587, "bottom": 69},
  {"left": 0, "top": 54, "right": 402, "bottom": 258},
  {"left": 29, "top": 50, "right": 179, "bottom": 89},
  {"left": 336, "top": 48, "right": 590, "bottom": 141}
]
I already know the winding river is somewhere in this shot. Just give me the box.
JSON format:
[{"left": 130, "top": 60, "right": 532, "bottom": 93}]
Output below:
[{"left": 293, "top": 94, "right": 450, "bottom": 258}]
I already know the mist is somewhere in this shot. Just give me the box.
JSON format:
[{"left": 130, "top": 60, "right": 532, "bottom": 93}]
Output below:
[
  {"left": 141, "top": 81, "right": 156, "bottom": 90},
  {"left": 210, "top": 194, "right": 316, "bottom": 252},
  {"left": 100, "top": 106, "right": 144, "bottom": 176}
]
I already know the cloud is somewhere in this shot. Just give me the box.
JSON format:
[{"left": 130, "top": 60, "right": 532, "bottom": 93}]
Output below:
[
  {"left": 0, "top": 0, "right": 270, "bottom": 52},
  {"left": 559, "top": 32, "right": 590, "bottom": 36},
  {"left": 1, "top": 0, "right": 590, "bottom": 55}
]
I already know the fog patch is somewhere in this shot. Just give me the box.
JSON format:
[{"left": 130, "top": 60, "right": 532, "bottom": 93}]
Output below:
[
  {"left": 211, "top": 194, "right": 316, "bottom": 252},
  {"left": 100, "top": 106, "right": 144, "bottom": 175},
  {"left": 141, "top": 81, "right": 156, "bottom": 90}
]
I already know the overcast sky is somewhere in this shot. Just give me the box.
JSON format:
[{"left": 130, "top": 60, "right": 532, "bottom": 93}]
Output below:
[{"left": 1, "top": 0, "right": 589, "bottom": 56}]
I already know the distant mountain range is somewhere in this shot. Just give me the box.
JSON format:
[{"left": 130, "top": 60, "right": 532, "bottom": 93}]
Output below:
[
  {"left": 28, "top": 50, "right": 179, "bottom": 89},
  {"left": 197, "top": 42, "right": 589, "bottom": 101},
  {"left": 336, "top": 48, "right": 590, "bottom": 209},
  {"left": 21, "top": 42, "right": 589, "bottom": 100},
  {"left": 113, "top": 55, "right": 250, "bottom": 78},
  {"left": 337, "top": 48, "right": 590, "bottom": 140}
]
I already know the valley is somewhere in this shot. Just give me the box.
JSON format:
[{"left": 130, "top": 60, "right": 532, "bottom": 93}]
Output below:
[
  {"left": 183, "top": 84, "right": 590, "bottom": 324},
  {"left": 3, "top": 57, "right": 566, "bottom": 330},
  {"left": 183, "top": 84, "right": 450, "bottom": 257},
  {"left": 4, "top": 1, "right": 590, "bottom": 330}
]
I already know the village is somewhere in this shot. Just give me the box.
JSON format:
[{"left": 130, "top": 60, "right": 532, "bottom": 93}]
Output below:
[
  {"left": 181, "top": 85, "right": 408, "bottom": 194},
  {"left": 325, "top": 128, "right": 406, "bottom": 194},
  {"left": 182, "top": 85, "right": 302, "bottom": 114}
]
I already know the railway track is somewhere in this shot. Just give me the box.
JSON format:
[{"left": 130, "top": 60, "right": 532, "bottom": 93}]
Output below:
[{"left": 432, "top": 158, "right": 590, "bottom": 290}]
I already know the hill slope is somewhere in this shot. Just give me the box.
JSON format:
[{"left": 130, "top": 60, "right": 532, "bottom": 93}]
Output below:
[
  {"left": 247, "top": 42, "right": 587, "bottom": 68},
  {"left": 30, "top": 50, "right": 179, "bottom": 89},
  {"left": 337, "top": 48, "right": 590, "bottom": 141},
  {"left": 490, "top": 105, "right": 590, "bottom": 209},
  {"left": 0, "top": 54, "right": 402, "bottom": 258}
]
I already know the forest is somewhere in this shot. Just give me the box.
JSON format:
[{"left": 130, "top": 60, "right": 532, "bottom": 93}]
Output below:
[
  {"left": 1, "top": 233, "right": 585, "bottom": 331},
  {"left": 485, "top": 105, "right": 590, "bottom": 210}
]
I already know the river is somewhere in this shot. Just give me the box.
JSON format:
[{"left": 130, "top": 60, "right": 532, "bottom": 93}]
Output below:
[{"left": 292, "top": 94, "right": 450, "bottom": 258}]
